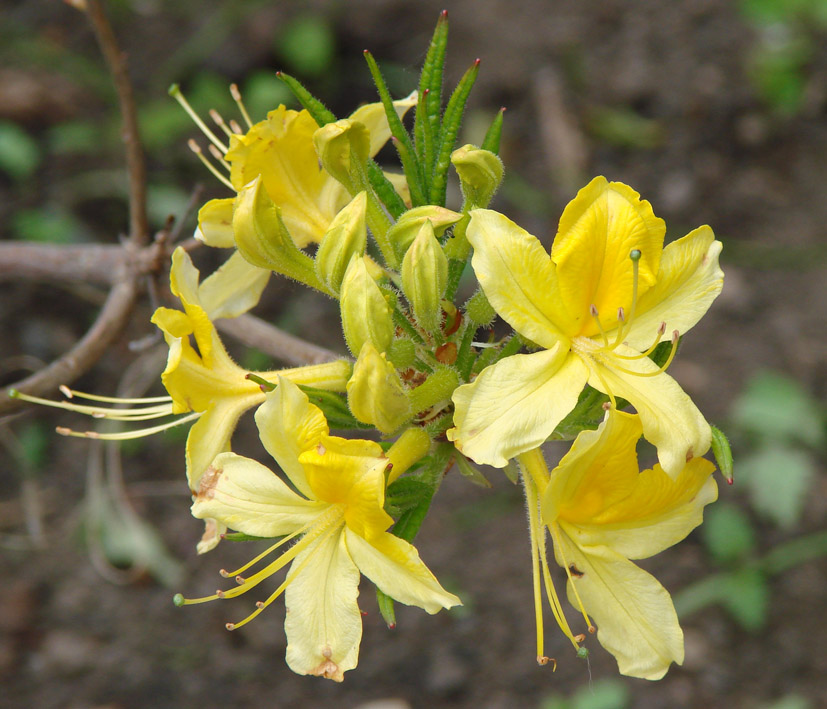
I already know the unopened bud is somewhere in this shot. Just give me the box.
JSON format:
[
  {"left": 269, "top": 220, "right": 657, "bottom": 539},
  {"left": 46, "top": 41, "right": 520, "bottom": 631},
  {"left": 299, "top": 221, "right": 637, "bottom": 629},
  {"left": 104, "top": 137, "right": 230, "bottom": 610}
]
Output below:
[
  {"left": 315, "top": 191, "right": 368, "bottom": 296},
  {"left": 314, "top": 119, "right": 371, "bottom": 194},
  {"left": 401, "top": 221, "right": 448, "bottom": 332},
  {"left": 340, "top": 255, "right": 394, "bottom": 355},
  {"left": 347, "top": 341, "right": 411, "bottom": 434},
  {"left": 387, "top": 206, "right": 462, "bottom": 261},
  {"left": 451, "top": 144, "right": 504, "bottom": 208}
]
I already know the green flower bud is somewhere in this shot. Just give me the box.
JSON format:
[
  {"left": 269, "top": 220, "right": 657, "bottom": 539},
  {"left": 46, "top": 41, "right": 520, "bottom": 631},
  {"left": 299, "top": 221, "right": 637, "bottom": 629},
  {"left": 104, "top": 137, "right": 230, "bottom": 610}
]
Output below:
[
  {"left": 387, "top": 206, "right": 462, "bottom": 262},
  {"left": 347, "top": 341, "right": 411, "bottom": 434},
  {"left": 466, "top": 288, "right": 496, "bottom": 326},
  {"left": 313, "top": 119, "right": 370, "bottom": 194},
  {"left": 315, "top": 191, "right": 368, "bottom": 296},
  {"left": 387, "top": 337, "right": 416, "bottom": 370},
  {"left": 232, "top": 176, "right": 324, "bottom": 290},
  {"left": 339, "top": 255, "right": 394, "bottom": 355},
  {"left": 451, "top": 144, "right": 504, "bottom": 208},
  {"left": 401, "top": 221, "right": 448, "bottom": 333}
]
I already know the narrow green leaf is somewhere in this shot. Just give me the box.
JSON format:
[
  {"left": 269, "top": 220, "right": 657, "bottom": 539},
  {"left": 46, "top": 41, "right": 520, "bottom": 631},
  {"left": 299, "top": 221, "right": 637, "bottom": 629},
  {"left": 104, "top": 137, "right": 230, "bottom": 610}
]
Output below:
[
  {"left": 430, "top": 59, "right": 480, "bottom": 205},
  {"left": 366, "top": 159, "right": 407, "bottom": 219},
  {"left": 480, "top": 107, "right": 505, "bottom": 155},
  {"left": 414, "top": 10, "right": 449, "bottom": 170},
  {"left": 376, "top": 588, "right": 397, "bottom": 628},
  {"left": 722, "top": 568, "right": 769, "bottom": 631},
  {"left": 275, "top": 71, "right": 336, "bottom": 126},
  {"left": 363, "top": 50, "right": 426, "bottom": 205},
  {"left": 455, "top": 321, "right": 478, "bottom": 382},
  {"left": 710, "top": 425, "right": 734, "bottom": 484}
]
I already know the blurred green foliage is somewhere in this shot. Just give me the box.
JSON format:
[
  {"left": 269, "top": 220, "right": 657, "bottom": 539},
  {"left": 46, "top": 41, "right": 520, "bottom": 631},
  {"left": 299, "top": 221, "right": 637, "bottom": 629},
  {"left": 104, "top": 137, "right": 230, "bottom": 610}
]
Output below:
[{"left": 540, "top": 678, "right": 630, "bottom": 709}]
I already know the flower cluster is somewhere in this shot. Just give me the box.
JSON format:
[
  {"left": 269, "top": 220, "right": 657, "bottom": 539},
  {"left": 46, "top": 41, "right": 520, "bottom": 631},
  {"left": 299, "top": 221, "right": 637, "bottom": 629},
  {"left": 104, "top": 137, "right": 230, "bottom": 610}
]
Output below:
[{"left": 18, "top": 13, "right": 726, "bottom": 682}]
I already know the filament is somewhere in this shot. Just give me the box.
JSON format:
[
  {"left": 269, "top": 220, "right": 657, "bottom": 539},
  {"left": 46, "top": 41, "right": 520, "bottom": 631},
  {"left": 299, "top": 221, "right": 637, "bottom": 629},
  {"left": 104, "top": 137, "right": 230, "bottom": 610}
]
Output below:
[
  {"left": 230, "top": 84, "right": 254, "bottom": 129},
  {"left": 208, "top": 143, "right": 231, "bottom": 170},
  {"left": 56, "top": 411, "right": 201, "bottom": 440},
  {"left": 169, "top": 84, "right": 228, "bottom": 154},
  {"left": 188, "top": 140, "right": 234, "bottom": 189},
  {"left": 549, "top": 524, "right": 594, "bottom": 633},
  {"left": 589, "top": 305, "right": 611, "bottom": 349},
  {"left": 58, "top": 386, "right": 172, "bottom": 404},
  {"left": 209, "top": 108, "right": 234, "bottom": 139}
]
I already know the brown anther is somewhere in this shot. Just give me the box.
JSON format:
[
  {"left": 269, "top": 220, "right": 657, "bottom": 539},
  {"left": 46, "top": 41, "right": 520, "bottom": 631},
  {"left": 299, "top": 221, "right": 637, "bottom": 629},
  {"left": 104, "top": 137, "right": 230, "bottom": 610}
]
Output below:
[
  {"left": 225, "top": 622, "right": 235, "bottom": 631},
  {"left": 601, "top": 402, "right": 611, "bottom": 411},
  {"left": 316, "top": 443, "right": 327, "bottom": 455},
  {"left": 229, "top": 83, "right": 242, "bottom": 101},
  {"left": 657, "top": 322, "right": 667, "bottom": 336},
  {"left": 589, "top": 304, "right": 599, "bottom": 317},
  {"left": 617, "top": 306, "right": 625, "bottom": 322},
  {"left": 209, "top": 108, "right": 226, "bottom": 126},
  {"left": 219, "top": 569, "right": 230, "bottom": 578},
  {"left": 537, "top": 656, "right": 557, "bottom": 671},
  {"left": 435, "top": 341, "right": 458, "bottom": 365},
  {"left": 588, "top": 625, "right": 596, "bottom": 634},
  {"left": 208, "top": 144, "right": 225, "bottom": 162},
  {"left": 255, "top": 601, "right": 265, "bottom": 609},
  {"left": 235, "top": 575, "right": 245, "bottom": 585},
  {"left": 59, "top": 384, "right": 73, "bottom": 398},
  {"left": 187, "top": 138, "right": 202, "bottom": 154},
  {"left": 574, "top": 633, "right": 586, "bottom": 643},
  {"left": 216, "top": 590, "right": 225, "bottom": 598},
  {"left": 229, "top": 119, "right": 243, "bottom": 134}
]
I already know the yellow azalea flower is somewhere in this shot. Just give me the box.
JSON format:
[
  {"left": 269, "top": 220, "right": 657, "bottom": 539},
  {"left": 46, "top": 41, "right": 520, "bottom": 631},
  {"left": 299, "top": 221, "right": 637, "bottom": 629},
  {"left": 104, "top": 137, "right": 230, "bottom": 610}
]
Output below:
[
  {"left": 194, "top": 93, "right": 417, "bottom": 250},
  {"left": 151, "top": 247, "right": 351, "bottom": 492},
  {"left": 519, "top": 409, "right": 717, "bottom": 679},
  {"left": 449, "top": 176, "right": 724, "bottom": 476},
  {"left": 178, "top": 376, "right": 460, "bottom": 681}
]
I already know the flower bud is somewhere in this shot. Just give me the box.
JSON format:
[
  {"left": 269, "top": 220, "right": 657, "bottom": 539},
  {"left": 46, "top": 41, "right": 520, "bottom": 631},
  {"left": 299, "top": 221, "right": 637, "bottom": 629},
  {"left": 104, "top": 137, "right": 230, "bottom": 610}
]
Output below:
[
  {"left": 314, "top": 191, "right": 368, "bottom": 296},
  {"left": 313, "top": 119, "right": 371, "bottom": 194},
  {"left": 232, "top": 176, "right": 324, "bottom": 290},
  {"left": 401, "top": 221, "right": 448, "bottom": 333},
  {"left": 451, "top": 144, "right": 504, "bottom": 208},
  {"left": 347, "top": 341, "right": 411, "bottom": 434},
  {"left": 387, "top": 206, "right": 462, "bottom": 262},
  {"left": 339, "top": 255, "right": 394, "bottom": 355}
]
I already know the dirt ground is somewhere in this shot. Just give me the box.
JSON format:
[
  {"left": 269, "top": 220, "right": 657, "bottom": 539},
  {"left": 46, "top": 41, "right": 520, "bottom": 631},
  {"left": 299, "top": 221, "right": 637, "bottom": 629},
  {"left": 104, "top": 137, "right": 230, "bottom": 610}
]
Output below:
[{"left": 2, "top": 1, "right": 826, "bottom": 707}]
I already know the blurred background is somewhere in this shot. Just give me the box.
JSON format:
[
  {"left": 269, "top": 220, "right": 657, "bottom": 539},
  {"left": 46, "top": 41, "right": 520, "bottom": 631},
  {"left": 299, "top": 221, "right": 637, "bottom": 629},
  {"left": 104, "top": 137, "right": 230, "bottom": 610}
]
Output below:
[{"left": 1, "top": 1, "right": 826, "bottom": 707}]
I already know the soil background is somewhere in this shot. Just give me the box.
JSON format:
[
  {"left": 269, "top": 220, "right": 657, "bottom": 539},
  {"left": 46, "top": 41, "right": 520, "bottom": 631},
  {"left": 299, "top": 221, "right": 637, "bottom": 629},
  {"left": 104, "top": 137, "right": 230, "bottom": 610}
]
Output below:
[{"left": 1, "top": 1, "right": 826, "bottom": 708}]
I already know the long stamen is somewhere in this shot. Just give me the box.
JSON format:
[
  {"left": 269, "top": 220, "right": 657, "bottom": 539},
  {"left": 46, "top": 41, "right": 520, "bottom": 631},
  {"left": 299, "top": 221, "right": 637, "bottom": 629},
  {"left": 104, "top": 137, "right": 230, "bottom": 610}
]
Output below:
[
  {"left": 58, "top": 386, "right": 172, "bottom": 404},
  {"left": 56, "top": 411, "right": 202, "bottom": 440},
  {"left": 230, "top": 83, "right": 254, "bottom": 129},
  {"left": 589, "top": 305, "right": 610, "bottom": 349},
  {"left": 229, "top": 119, "right": 244, "bottom": 135},
  {"left": 9, "top": 389, "right": 174, "bottom": 419},
  {"left": 549, "top": 524, "right": 595, "bottom": 634},
  {"left": 209, "top": 108, "right": 234, "bottom": 139},
  {"left": 607, "top": 329, "right": 680, "bottom": 377},
  {"left": 188, "top": 140, "right": 234, "bottom": 189},
  {"left": 169, "top": 84, "right": 228, "bottom": 153},
  {"left": 219, "top": 520, "right": 316, "bottom": 579},
  {"left": 613, "top": 322, "right": 667, "bottom": 359},
  {"left": 208, "top": 144, "right": 232, "bottom": 171}
]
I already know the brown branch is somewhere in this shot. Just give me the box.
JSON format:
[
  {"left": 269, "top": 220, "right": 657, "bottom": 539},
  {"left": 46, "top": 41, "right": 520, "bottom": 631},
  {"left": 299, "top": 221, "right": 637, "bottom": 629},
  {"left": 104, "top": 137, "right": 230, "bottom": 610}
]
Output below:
[
  {"left": 85, "top": 0, "right": 149, "bottom": 246},
  {"left": 216, "top": 314, "right": 344, "bottom": 367}
]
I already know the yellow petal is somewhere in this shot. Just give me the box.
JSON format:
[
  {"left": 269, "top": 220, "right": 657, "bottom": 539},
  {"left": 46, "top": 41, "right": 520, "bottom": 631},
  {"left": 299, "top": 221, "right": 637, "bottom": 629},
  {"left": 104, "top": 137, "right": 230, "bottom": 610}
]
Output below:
[
  {"left": 586, "top": 345, "right": 711, "bottom": 477},
  {"left": 347, "top": 341, "right": 411, "bottom": 434},
  {"left": 466, "top": 209, "right": 576, "bottom": 347},
  {"left": 198, "top": 250, "right": 270, "bottom": 320},
  {"left": 552, "top": 177, "right": 665, "bottom": 337},
  {"left": 254, "top": 377, "right": 329, "bottom": 499},
  {"left": 449, "top": 345, "right": 588, "bottom": 467},
  {"left": 190, "top": 452, "right": 325, "bottom": 536},
  {"left": 196, "top": 197, "right": 236, "bottom": 248},
  {"left": 345, "top": 528, "right": 462, "bottom": 613},
  {"left": 554, "top": 531, "right": 684, "bottom": 680},
  {"left": 284, "top": 530, "right": 361, "bottom": 681},
  {"left": 348, "top": 90, "right": 418, "bottom": 157},
  {"left": 621, "top": 226, "right": 724, "bottom": 350}
]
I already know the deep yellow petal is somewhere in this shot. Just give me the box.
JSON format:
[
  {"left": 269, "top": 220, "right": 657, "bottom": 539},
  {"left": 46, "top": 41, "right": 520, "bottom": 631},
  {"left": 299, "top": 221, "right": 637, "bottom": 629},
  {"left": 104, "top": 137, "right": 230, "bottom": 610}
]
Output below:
[
  {"left": 190, "top": 452, "right": 325, "bottom": 536},
  {"left": 552, "top": 177, "right": 665, "bottom": 337},
  {"left": 621, "top": 226, "right": 724, "bottom": 350},
  {"left": 345, "top": 528, "right": 462, "bottom": 614},
  {"left": 466, "top": 209, "right": 576, "bottom": 347},
  {"left": 449, "top": 345, "right": 588, "bottom": 467},
  {"left": 284, "top": 530, "right": 362, "bottom": 681},
  {"left": 554, "top": 531, "right": 684, "bottom": 680},
  {"left": 585, "top": 344, "right": 711, "bottom": 477},
  {"left": 254, "top": 377, "right": 329, "bottom": 499}
]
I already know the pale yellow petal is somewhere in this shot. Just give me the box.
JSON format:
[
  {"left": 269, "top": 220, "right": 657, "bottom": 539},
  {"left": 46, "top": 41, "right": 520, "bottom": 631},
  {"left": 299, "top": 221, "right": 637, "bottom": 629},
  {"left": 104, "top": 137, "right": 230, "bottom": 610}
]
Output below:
[
  {"left": 449, "top": 345, "right": 588, "bottom": 467},
  {"left": 196, "top": 197, "right": 236, "bottom": 248},
  {"left": 586, "top": 345, "right": 710, "bottom": 477},
  {"left": 190, "top": 452, "right": 325, "bottom": 536},
  {"left": 555, "top": 531, "right": 684, "bottom": 680},
  {"left": 349, "top": 90, "right": 418, "bottom": 157},
  {"left": 552, "top": 177, "right": 665, "bottom": 337},
  {"left": 198, "top": 250, "right": 271, "bottom": 320},
  {"left": 284, "top": 530, "right": 361, "bottom": 682},
  {"left": 621, "top": 226, "right": 724, "bottom": 350},
  {"left": 184, "top": 399, "right": 250, "bottom": 489},
  {"left": 254, "top": 377, "right": 329, "bottom": 499},
  {"left": 345, "top": 528, "right": 461, "bottom": 613},
  {"left": 467, "top": 209, "right": 575, "bottom": 346}
]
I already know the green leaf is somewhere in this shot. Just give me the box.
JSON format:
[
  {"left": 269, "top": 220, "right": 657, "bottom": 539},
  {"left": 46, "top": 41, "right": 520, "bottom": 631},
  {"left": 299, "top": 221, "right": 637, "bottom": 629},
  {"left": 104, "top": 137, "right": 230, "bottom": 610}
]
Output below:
[
  {"left": 738, "top": 445, "right": 815, "bottom": 529},
  {"left": 0, "top": 121, "right": 40, "bottom": 180},
  {"left": 710, "top": 425, "right": 734, "bottom": 484},
  {"left": 414, "top": 10, "right": 449, "bottom": 170},
  {"left": 366, "top": 159, "right": 407, "bottom": 219},
  {"left": 242, "top": 70, "right": 295, "bottom": 120},
  {"left": 721, "top": 567, "right": 770, "bottom": 631},
  {"left": 480, "top": 107, "right": 505, "bottom": 155},
  {"left": 732, "top": 370, "right": 824, "bottom": 447},
  {"left": 298, "top": 385, "right": 373, "bottom": 430},
  {"left": 376, "top": 587, "right": 396, "bottom": 628},
  {"left": 276, "top": 72, "right": 336, "bottom": 126},
  {"left": 13, "top": 207, "right": 87, "bottom": 244},
  {"left": 702, "top": 502, "right": 756, "bottom": 565},
  {"left": 570, "top": 678, "right": 631, "bottom": 709}
]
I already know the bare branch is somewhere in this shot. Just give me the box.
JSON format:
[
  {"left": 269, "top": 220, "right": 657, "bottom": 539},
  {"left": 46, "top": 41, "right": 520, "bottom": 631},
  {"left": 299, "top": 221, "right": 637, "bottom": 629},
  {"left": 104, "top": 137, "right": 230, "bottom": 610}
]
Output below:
[
  {"left": 216, "top": 314, "right": 344, "bottom": 366},
  {"left": 85, "top": 0, "right": 149, "bottom": 246}
]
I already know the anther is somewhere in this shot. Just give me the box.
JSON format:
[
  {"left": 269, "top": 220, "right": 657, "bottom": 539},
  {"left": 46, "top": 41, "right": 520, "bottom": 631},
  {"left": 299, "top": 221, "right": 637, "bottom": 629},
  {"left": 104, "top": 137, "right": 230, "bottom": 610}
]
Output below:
[
  {"left": 316, "top": 444, "right": 327, "bottom": 456},
  {"left": 229, "top": 119, "right": 244, "bottom": 135},
  {"left": 574, "top": 633, "right": 586, "bottom": 643},
  {"left": 255, "top": 601, "right": 265, "bottom": 609},
  {"left": 588, "top": 625, "right": 596, "bottom": 634},
  {"left": 235, "top": 575, "right": 245, "bottom": 585},
  {"left": 216, "top": 590, "right": 226, "bottom": 598},
  {"left": 229, "top": 83, "right": 253, "bottom": 128},
  {"left": 209, "top": 108, "right": 234, "bottom": 138},
  {"left": 219, "top": 569, "right": 230, "bottom": 578},
  {"left": 225, "top": 622, "right": 236, "bottom": 631},
  {"left": 617, "top": 306, "right": 625, "bottom": 323},
  {"left": 59, "top": 384, "right": 73, "bottom": 398}
]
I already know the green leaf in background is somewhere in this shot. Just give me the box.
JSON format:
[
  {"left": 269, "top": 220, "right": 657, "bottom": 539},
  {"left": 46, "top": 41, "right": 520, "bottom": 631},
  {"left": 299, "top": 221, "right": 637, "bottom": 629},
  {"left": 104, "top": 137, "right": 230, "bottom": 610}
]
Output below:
[
  {"left": 702, "top": 502, "right": 756, "bottom": 565},
  {"left": 277, "top": 16, "right": 335, "bottom": 77},
  {"left": 721, "top": 567, "right": 770, "bottom": 631},
  {"left": 0, "top": 120, "right": 41, "bottom": 180},
  {"left": 541, "top": 678, "right": 631, "bottom": 709},
  {"left": 586, "top": 106, "right": 664, "bottom": 149},
  {"left": 737, "top": 445, "right": 815, "bottom": 529},
  {"left": 731, "top": 370, "right": 824, "bottom": 447},
  {"left": 12, "top": 207, "right": 88, "bottom": 244},
  {"left": 761, "top": 694, "right": 814, "bottom": 709},
  {"left": 242, "top": 70, "right": 295, "bottom": 121}
]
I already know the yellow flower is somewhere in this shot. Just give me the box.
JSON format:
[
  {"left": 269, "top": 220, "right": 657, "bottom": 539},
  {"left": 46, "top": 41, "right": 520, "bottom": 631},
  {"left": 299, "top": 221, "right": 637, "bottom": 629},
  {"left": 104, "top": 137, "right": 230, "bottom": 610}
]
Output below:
[
  {"left": 178, "top": 376, "right": 460, "bottom": 681},
  {"left": 195, "top": 93, "right": 417, "bottom": 250},
  {"left": 151, "top": 247, "right": 351, "bottom": 492},
  {"left": 449, "top": 176, "right": 724, "bottom": 476},
  {"left": 519, "top": 409, "right": 717, "bottom": 679}
]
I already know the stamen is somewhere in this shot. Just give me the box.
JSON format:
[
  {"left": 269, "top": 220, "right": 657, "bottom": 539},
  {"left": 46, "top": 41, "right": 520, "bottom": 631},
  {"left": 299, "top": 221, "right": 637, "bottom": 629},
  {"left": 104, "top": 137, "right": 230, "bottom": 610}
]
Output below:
[
  {"left": 550, "top": 524, "right": 594, "bottom": 632},
  {"left": 230, "top": 83, "right": 254, "bottom": 129},
  {"left": 58, "top": 387, "right": 173, "bottom": 404},
  {"left": 219, "top": 521, "right": 316, "bottom": 579},
  {"left": 208, "top": 143, "right": 232, "bottom": 171},
  {"left": 10, "top": 389, "right": 174, "bottom": 419},
  {"left": 56, "top": 411, "right": 202, "bottom": 441},
  {"left": 229, "top": 119, "right": 244, "bottom": 135},
  {"left": 188, "top": 140, "right": 234, "bottom": 189},
  {"left": 169, "top": 84, "right": 228, "bottom": 153},
  {"left": 209, "top": 108, "right": 234, "bottom": 138},
  {"left": 589, "top": 305, "right": 610, "bottom": 349},
  {"left": 613, "top": 322, "right": 667, "bottom": 360},
  {"left": 607, "top": 329, "right": 680, "bottom": 377}
]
